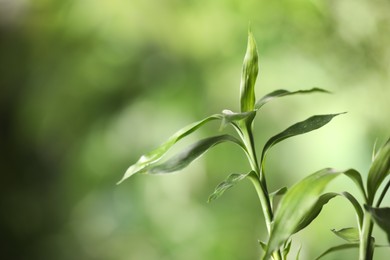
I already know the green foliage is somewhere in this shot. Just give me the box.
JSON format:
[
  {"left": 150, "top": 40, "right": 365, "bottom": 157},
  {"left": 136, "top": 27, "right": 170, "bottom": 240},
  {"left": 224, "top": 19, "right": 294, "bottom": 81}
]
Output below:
[
  {"left": 293, "top": 192, "right": 339, "bottom": 234},
  {"left": 365, "top": 206, "right": 390, "bottom": 243},
  {"left": 313, "top": 140, "right": 390, "bottom": 260},
  {"left": 367, "top": 138, "right": 390, "bottom": 204},
  {"left": 240, "top": 29, "right": 258, "bottom": 112},
  {"left": 254, "top": 88, "right": 329, "bottom": 110},
  {"left": 120, "top": 31, "right": 390, "bottom": 260},
  {"left": 341, "top": 191, "right": 364, "bottom": 227},
  {"left": 264, "top": 169, "right": 343, "bottom": 258},
  {"left": 118, "top": 114, "right": 222, "bottom": 183},
  {"left": 145, "top": 134, "right": 243, "bottom": 174},
  {"left": 260, "top": 113, "right": 344, "bottom": 163},
  {"left": 315, "top": 244, "right": 360, "bottom": 260},
  {"left": 331, "top": 227, "right": 360, "bottom": 243},
  {"left": 3, "top": 1, "right": 390, "bottom": 259}
]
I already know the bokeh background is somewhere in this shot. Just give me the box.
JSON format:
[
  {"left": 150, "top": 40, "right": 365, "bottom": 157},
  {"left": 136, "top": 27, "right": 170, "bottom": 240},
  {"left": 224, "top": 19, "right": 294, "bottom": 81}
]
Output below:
[{"left": 1, "top": 0, "right": 389, "bottom": 259}]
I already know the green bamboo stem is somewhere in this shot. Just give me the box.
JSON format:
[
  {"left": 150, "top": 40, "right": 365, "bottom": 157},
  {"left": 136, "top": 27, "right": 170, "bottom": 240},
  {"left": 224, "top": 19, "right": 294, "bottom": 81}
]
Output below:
[
  {"left": 359, "top": 213, "right": 374, "bottom": 260},
  {"left": 240, "top": 123, "right": 282, "bottom": 260},
  {"left": 241, "top": 124, "right": 273, "bottom": 231}
]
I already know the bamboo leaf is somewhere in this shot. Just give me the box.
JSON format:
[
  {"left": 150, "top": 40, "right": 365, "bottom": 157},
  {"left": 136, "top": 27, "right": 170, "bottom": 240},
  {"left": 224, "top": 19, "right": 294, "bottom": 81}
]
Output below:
[
  {"left": 315, "top": 243, "right": 359, "bottom": 260},
  {"left": 240, "top": 29, "right": 258, "bottom": 112},
  {"left": 263, "top": 168, "right": 346, "bottom": 258},
  {"left": 367, "top": 138, "right": 390, "bottom": 203},
  {"left": 365, "top": 205, "right": 390, "bottom": 244},
  {"left": 261, "top": 113, "right": 344, "bottom": 163},
  {"left": 270, "top": 187, "right": 288, "bottom": 212},
  {"left": 270, "top": 186, "right": 288, "bottom": 201},
  {"left": 270, "top": 187, "right": 288, "bottom": 198},
  {"left": 315, "top": 242, "right": 388, "bottom": 259},
  {"left": 293, "top": 192, "right": 339, "bottom": 234},
  {"left": 255, "top": 88, "right": 329, "bottom": 110},
  {"left": 264, "top": 168, "right": 363, "bottom": 258},
  {"left": 342, "top": 169, "right": 367, "bottom": 202},
  {"left": 296, "top": 191, "right": 364, "bottom": 231},
  {"left": 341, "top": 191, "right": 364, "bottom": 228},
  {"left": 147, "top": 134, "right": 243, "bottom": 174},
  {"left": 331, "top": 227, "right": 360, "bottom": 243},
  {"left": 118, "top": 114, "right": 222, "bottom": 183},
  {"left": 208, "top": 172, "right": 251, "bottom": 203},
  {"left": 259, "top": 240, "right": 267, "bottom": 252}
]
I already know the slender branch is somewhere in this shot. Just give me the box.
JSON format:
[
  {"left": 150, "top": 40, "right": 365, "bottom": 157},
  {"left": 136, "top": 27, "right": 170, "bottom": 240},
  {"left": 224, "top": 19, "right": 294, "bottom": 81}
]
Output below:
[
  {"left": 241, "top": 123, "right": 273, "bottom": 228},
  {"left": 248, "top": 173, "right": 273, "bottom": 232},
  {"left": 358, "top": 177, "right": 390, "bottom": 260},
  {"left": 239, "top": 121, "right": 282, "bottom": 260},
  {"left": 359, "top": 214, "right": 372, "bottom": 260}
]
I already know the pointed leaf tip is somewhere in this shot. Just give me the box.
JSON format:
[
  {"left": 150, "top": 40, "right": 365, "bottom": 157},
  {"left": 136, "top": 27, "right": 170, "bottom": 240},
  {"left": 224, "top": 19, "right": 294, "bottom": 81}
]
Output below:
[
  {"left": 367, "top": 138, "right": 390, "bottom": 203},
  {"left": 240, "top": 30, "right": 258, "bottom": 112},
  {"left": 145, "top": 134, "right": 243, "bottom": 175},
  {"left": 117, "top": 114, "right": 222, "bottom": 184},
  {"left": 264, "top": 168, "right": 347, "bottom": 258},
  {"left": 255, "top": 88, "right": 331, "bottom": 110},
  {"left": 261, "top": 113, "right": 345, "bottom": 163},
  {"left": 315, "top": 243, "right": 359, "bottom": 260},
  {"left": 331, "top": 227, "right": 360, "bottom": 243}
]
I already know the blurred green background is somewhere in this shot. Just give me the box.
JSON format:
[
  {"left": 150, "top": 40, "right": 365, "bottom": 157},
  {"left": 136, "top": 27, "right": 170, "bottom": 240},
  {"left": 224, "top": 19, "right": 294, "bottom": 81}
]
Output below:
[{"left": 1, "top": 0, "right": 389, "bottom": 259}]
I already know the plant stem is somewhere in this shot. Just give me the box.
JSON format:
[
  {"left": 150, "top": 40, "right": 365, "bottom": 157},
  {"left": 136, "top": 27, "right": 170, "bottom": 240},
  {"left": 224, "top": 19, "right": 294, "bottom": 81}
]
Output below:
[
  {"left": 240, "top": 122, "right": 282, "bottom": 260},
  {"left": 248, "top": 174, "right": 282, "bottom": 260},
  {"left": 359, "top": 213, "right": 374, "bottom": 260},
  {"left": 359, "top": 179, "right": 390, "bottom": 260},
  {"left": 248, "top": 173, "right": 273, "bottom": 232},
  {"left": 241, "top": 123, "right": 273, "bottom": 231}
]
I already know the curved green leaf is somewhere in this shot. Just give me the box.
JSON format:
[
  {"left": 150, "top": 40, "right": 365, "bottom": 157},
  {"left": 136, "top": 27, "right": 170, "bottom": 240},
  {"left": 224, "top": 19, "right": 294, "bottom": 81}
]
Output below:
[
  {"left": 315, "top": 243, "right": 359, "bottom": 260},
  {"left": 270, "top": 187, "right": 288, "bottom": 210},
  {"left": 263, "top": 168, "right": 346, "bottom": 259},
  {"left": 295, "top": 191, "right": 364, "bottom": 230},
  {"left": 365, "top": 205, "right": 390, "bottom": 244},
  {"left": 147, "top": 134, "right": 243, "bottom": 174},
  {"left": 331, "top": 227, "right": 360, "bottom": 243},
  {"left": 293, "top": 192, "right": 339, "bottom": 234},
  {"left": 270, "top": 186, "right": 288, "bottom": 199},
  {"left": 367, "top": 138, "right": 390, "bottom": 204},
  {"left": 208, "top": 172, "right": 251, "bottom": 203},
  {"left": 341, "top": 191, "right": 364, "bottom": 228},
  {"left": 118, "top": 114, "right": 222, "bottom": 183},
  {"left": 259, "top": 240, "right": 267, "bottom": 252},
  {"left": 343, "top": 169, "right": 367, "bottom": 202},
  {"left": 260, "top": 113, "right": 344, "bottom": 163},
  {"left": 255, "top": 88, "right": 330, "bottom": 110},
  {"left": 240, "top": 29, "right": 258, "bottom": 112},
  {"left": 315, "top": 241, "right": 388, "bottom": 260}
]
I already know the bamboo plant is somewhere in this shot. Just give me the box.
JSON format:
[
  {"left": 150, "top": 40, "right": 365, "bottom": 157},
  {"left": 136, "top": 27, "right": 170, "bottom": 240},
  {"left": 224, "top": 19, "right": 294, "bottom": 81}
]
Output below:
[{"left": 118, "top": 30, "right": 390, "bottom": 259}]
